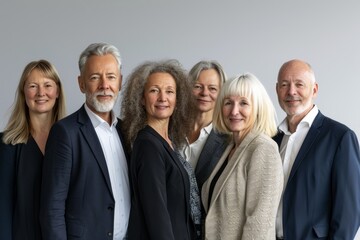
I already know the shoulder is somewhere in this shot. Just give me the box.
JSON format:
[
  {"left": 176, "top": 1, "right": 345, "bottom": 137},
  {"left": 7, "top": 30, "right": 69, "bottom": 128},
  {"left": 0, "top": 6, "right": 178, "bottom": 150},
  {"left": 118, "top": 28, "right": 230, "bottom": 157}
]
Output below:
[
  {"left": 212, "top": 130, "right": 230, "bottom": 142},
  {"left": 0, "top": 132, "right": 6, "bottom": 147},
  {"left": 0, "top": 132, "right": 17, "bottom": 171},
  {"left": 135, "top": 126, "right": 158, "bottom": 140},
  {"left": 316, "top": 113, "right": 358, "bottom": 143},
  {"left": 52, "top": 107, "right": 85, "bottom": 129},
  {"left": 317, "top": 112, "right": 351, "bottom": 133},
  {"left": 251, "top": 133, "right": 278, "bottom": 151},
  {"left": 243, "top": 133, "right": 281, "bottom": 165},
  {"left": 0, "top": 132, "right": 17, "bottom": 153},
  {"left": 133, "top": 126, "right": 166, "bottom": 150},
  {"left": 131, "top": 127, "right": 172, "bottom": 166}
]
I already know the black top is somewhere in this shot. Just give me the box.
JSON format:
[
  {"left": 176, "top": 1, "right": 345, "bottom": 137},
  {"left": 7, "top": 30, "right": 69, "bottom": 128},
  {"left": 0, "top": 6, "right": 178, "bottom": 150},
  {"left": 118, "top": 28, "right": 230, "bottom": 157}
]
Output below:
[
  {"left": 208, "top": 157, "right": 228, "bottom": 210},
  {"left": 128, "top": 125, "right": 195, "bottom": 240},
  {"left": 0, "top": 134, "right": 43, "bottom": 240}
]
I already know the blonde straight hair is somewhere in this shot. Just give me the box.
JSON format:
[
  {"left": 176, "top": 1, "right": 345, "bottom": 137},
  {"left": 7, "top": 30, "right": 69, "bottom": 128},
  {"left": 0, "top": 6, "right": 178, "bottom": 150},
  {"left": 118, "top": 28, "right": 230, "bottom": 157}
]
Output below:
[{"left": 2, "top": 60, "right": 66, "bottom": 145}]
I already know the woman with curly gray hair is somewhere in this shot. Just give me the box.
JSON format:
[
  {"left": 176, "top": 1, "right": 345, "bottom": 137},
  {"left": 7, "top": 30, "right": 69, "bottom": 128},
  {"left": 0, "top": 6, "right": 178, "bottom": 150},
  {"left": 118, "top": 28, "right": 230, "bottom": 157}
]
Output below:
[{"left": 121, "top": 59, "right": 199, "bottom": 240}]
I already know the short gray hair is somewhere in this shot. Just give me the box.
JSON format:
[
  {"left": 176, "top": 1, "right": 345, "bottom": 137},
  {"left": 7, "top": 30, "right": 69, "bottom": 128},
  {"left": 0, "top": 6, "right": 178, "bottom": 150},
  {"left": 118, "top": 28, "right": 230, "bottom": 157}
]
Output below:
[
  {"left": 188, "top": 60, "right": 226, "bottom": 86},
  {"left": 78, "top": 43, "right": 122, "bottom": 73}
]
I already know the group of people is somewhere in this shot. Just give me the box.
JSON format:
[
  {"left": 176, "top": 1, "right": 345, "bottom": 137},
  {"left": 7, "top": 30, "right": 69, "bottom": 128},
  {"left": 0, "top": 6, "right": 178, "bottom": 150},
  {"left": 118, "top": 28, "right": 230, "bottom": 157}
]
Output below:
[{"left": 0, "top": 42, "right": 359, "bottom": 240}]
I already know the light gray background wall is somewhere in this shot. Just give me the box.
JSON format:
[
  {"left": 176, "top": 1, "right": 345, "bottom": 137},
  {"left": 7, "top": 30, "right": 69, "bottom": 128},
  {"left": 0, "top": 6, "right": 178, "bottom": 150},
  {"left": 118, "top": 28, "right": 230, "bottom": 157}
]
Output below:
[
  {"left": 1, "top": 1, "right": 359, "bottom": 137},
  {"left": 1, "top": 1, "right": 360, "bottom": 238},
  {"left": 1, "top": 1, "right": 360, "bottom": 135}
]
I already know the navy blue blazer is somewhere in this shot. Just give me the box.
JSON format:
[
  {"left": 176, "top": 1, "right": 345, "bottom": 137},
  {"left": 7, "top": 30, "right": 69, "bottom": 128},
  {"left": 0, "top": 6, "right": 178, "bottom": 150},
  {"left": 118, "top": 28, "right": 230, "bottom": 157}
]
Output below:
[
  {"left": 40, "top": 105, "right": 129, "bottom": 240},
  {"left": 273, "top": 111, "right": 360, "bottom": 239}
]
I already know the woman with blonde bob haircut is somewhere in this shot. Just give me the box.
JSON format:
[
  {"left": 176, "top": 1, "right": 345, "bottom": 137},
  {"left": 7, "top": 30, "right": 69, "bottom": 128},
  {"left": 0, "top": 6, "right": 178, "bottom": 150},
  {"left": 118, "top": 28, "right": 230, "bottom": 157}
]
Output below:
[
  {"left": 202, "top": 73, "right": 283, "bottom": 240},
  {"left": 0, "top": 60, "right": 66, "bottom": 240}
]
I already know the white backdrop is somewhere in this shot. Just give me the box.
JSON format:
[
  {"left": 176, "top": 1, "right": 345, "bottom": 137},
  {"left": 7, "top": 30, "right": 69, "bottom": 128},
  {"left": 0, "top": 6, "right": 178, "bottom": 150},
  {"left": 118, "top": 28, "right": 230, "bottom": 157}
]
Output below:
[{"left": 0, "top": 1, "right": 359, "bottom": 238}]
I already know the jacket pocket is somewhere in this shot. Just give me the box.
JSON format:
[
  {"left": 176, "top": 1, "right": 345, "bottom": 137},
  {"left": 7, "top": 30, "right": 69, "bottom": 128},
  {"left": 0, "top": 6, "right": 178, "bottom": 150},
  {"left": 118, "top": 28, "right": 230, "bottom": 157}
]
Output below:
[{"left": 313, "top": 224, "right": 329, "bottom": 238}]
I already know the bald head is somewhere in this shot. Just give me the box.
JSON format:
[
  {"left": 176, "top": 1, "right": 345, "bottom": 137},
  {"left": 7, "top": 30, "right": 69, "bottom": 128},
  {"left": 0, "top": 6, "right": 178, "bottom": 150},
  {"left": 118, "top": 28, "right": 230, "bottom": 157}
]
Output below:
[{"left": 278, "top": 59, "right": 316, "bottom": 84}]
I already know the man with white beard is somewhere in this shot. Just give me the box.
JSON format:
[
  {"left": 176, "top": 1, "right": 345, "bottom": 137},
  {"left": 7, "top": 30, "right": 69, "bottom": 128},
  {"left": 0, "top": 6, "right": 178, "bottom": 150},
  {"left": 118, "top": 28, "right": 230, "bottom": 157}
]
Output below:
[{"left": 40, "top": 43, "right": 131, "bottom": 240}]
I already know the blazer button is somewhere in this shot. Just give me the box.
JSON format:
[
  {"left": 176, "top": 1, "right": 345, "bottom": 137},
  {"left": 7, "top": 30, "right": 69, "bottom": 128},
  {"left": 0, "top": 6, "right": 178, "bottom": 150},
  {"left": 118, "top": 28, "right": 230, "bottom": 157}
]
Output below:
[{"left": 107, "top": 232, "right": 112, "bottom": 236}]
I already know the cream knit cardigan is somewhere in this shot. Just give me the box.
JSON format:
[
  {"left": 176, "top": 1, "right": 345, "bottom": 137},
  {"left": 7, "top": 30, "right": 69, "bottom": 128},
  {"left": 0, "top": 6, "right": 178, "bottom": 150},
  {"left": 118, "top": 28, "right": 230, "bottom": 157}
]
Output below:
[{"left": 202, "top": 131, "right": 283, "bottom": 240}]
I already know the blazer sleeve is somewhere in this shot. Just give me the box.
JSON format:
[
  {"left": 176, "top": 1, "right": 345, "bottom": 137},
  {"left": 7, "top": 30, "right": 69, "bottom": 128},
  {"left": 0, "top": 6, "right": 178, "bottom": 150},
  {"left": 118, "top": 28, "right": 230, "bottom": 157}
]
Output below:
[
  {"left": 40, "top": 123, "right": 72, "bottom": 240},
  {"left": 0, "top": 140, "right": 16, "bottom": 240},
  {"left": 131, "top": 137, "right": 176, "bottom": 240},
  {"left": 330, "top": 129, "right": 360, "bottom": 239},
  {"left": 242, "top": 140, "right": 284, "bottom": 239}
]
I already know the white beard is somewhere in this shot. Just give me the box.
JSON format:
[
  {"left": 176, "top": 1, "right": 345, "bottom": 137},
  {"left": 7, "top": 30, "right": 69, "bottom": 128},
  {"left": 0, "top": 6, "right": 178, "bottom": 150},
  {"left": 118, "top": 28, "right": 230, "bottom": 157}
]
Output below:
[{"left": 86, "top": 91, "right": 117, "bottom": 112}]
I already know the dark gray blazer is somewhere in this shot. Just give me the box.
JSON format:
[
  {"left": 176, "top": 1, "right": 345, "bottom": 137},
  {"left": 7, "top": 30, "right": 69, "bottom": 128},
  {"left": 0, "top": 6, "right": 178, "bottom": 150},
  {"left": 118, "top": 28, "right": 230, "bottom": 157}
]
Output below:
[{"left": 195, "top": 129, "right": 229, "bottom": 195}]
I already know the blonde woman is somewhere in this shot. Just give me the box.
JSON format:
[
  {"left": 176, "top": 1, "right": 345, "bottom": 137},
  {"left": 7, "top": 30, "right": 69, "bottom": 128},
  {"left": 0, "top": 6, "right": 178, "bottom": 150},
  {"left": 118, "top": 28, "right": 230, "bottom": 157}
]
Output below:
[
  {"left": 0, "top": 60, "right": 66, "bottom": 240},
  {"left": 202, "top": 73, "right": 283, "bottom": 240}
]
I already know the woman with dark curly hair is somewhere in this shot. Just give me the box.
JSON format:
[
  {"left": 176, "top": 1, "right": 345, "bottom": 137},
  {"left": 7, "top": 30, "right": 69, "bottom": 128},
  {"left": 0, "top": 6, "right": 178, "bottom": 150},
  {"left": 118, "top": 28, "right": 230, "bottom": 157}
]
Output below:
[{"left": 121, "top": 59, "right": 199, "bottom": 240}]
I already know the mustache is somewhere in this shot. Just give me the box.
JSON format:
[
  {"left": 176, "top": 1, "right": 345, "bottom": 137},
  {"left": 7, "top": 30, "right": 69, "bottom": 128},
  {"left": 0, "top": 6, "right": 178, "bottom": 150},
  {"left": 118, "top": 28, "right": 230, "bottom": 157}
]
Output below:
[
  {"left": 94, "top": 91, "right": 114, "bottom": 97},
  {"left": 285, "top": 96, "right": 301, "bottom": 101}
]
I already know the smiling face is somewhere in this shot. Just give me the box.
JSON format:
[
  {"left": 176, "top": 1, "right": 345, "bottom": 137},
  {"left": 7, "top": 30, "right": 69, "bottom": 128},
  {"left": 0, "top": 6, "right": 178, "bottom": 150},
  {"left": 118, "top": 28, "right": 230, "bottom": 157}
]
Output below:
[
  {"left": 276, "top": 60, "right": 318, "bottom": 122},
  {"left": 24, "top": 68, "right": 59, "bottom": 116},
  {"left": 222, "top": 95, "right": 253, "bottom": 135},
  {"left": 78, "top": 54, "right": 121, "bottom": 121},
  {"left": 192, "top": 69, "right": 221, "bottom": 114},
  {"left": 142, "top": 72, "right": 177, "bottom": 124}
]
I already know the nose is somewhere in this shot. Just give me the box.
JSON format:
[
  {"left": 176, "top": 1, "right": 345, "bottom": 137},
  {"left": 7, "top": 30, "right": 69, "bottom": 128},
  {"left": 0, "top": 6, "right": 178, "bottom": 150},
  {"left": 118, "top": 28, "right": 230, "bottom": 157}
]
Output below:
[
  {"left": 99, "top": 76, "right": 110, "bottom": 90},
  {"left": 158, "top": 91, "right": 166, "bottom": 102},
  {"left": 288, "top": 83, "right": 297, "bottom": 95},
  {"left": 230, "top": 104, "right": 239, "bottom": 116},
  {"left": 200, "top": 87, "right": 209, "bottom": 96},
  {"left": 37, "top": 86, "right": 45, "bottom": 96}
]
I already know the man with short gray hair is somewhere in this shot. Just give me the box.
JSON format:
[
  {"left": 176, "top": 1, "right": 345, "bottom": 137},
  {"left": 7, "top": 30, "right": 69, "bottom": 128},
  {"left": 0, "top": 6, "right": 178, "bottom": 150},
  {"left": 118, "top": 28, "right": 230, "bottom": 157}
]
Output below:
[{"left": 40, "top": 43, "right": 130, "bottom": 240}]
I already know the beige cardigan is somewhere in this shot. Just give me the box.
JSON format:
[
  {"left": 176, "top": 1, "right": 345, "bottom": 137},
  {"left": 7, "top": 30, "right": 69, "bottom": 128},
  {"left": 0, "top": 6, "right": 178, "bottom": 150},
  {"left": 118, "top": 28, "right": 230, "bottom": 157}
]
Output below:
[{"left": 202, "top": 131, "right": 283, "bottom": 240}]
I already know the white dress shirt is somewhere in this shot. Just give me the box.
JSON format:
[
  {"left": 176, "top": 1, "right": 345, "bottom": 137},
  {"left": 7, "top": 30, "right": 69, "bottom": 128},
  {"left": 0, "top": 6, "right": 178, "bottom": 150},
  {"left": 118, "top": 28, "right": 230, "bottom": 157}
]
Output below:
[
  {"left": 275, "top": 105, "right": 318, "bottom": 238},
  {"left": 181, "top": 123, "right": 213, "bottom": 169},
  {"left": 85, "top": 104, "right": 130, "bottom": 240}
]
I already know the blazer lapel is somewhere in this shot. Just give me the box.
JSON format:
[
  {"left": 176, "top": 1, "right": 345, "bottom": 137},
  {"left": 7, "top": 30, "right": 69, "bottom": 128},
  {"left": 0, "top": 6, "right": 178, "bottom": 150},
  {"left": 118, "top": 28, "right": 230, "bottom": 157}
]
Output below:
[
  {"left": 287, "top": 112, "right": 324, "bottom": 184},
  {"left": 273, "top": 131, "right": 284, "bottom": 147},
  {"left": 195, "top": 131, "right": 224, "bottom": 178},
  {"left": 196, "top": 131, "right": 214, "bottom": 174},
  {"left": 115, "top": 120, "right": 130, "bottom": 165},
  {"left": 206, "top": 132, "right": 258, "bottom": 211},
  {"left": 78, "top": 106, "right": 113, "bottom": 196},
  {"left": 202, "top": 143, "right": 233, "bottom": 212}
]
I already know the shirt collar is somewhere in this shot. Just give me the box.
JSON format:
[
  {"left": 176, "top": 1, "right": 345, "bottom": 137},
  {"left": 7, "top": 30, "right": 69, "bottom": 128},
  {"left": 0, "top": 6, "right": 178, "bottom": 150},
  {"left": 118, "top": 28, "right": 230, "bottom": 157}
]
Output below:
[
  {"left": 84, "top": 103, "right": 118, "bottom": 129},
  {"left": 203, "top": 122, "right": 213, "bottom": 134},
  {"left": 278, "top": 105, "right": 319, "bottom": 134}
]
